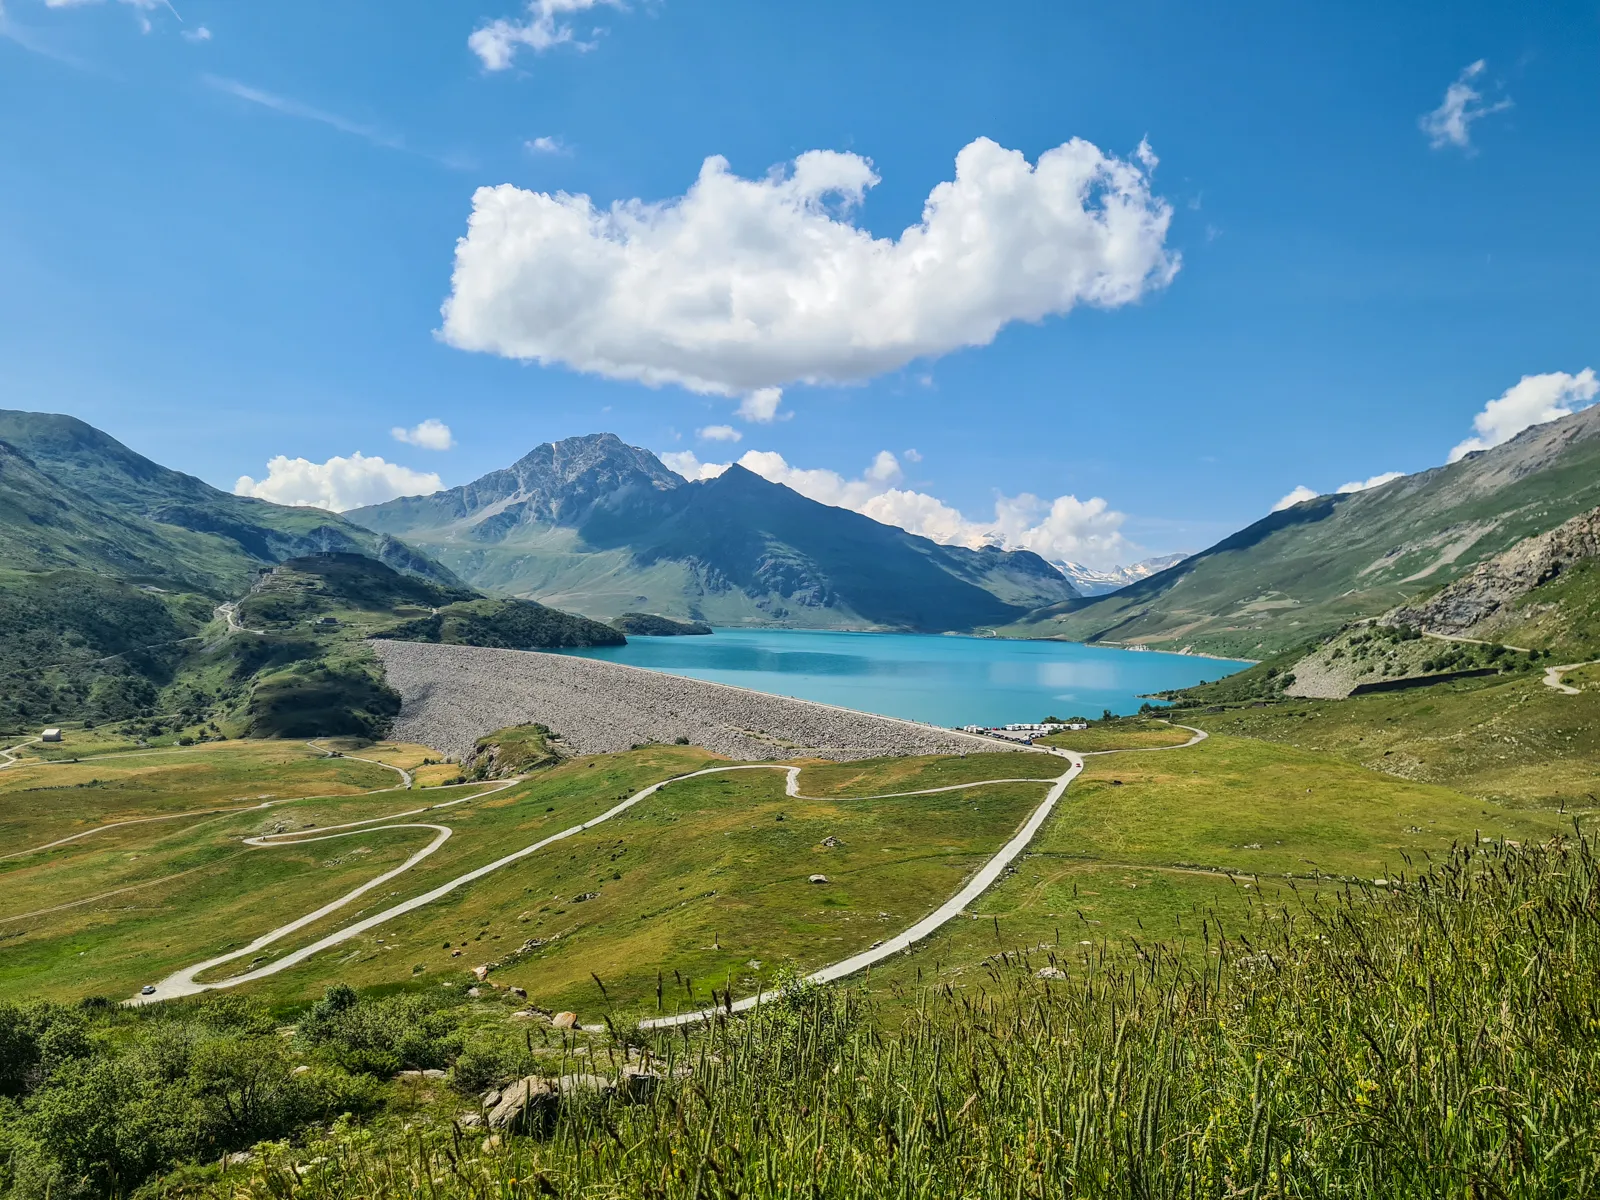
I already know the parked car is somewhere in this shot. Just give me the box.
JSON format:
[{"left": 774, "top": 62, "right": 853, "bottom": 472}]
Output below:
[{"left": 141, "top": 985, "right": 156, "bottom": 995}]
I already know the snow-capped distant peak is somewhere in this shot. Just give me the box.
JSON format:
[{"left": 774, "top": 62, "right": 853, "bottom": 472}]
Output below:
[{"left": 1054, "top": 554, "right": 1188, "bottom": 596}]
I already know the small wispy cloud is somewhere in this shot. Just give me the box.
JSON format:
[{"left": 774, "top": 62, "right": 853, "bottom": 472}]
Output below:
[
  {"left": 203, "top": 74, "right": 406, "bottom": 151},
  {"left": 524, "top": 135, "right": 569, "bottom": 155},
  {"left": 46, "top": 0, "right": 169, "bottom": 35},
  {"left": 0, "top": 1, "right": 94, "bottom": 67},
  {"left": 181, "top": 24, "right": 210, "bottom": 42},
  {"left": 1420, "top": 60, "right": 1512, "bottom": 152},
  {"left": 697, "top": 424, "right": 741, "bottom": 443},
  {"left": 469, "top": 0, "right": 626, "bottom": 71}
]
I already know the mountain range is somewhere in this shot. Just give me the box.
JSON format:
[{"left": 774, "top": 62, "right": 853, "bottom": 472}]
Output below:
[
  {"left": 5, "top": 399, "right": 1600, "bottom": 732},
  {"left": 347, "top": 433, "right": 1079, "bottom": 631},
  {"left": 1053, "top": 555, "right": 1188, "bottom": 596}
]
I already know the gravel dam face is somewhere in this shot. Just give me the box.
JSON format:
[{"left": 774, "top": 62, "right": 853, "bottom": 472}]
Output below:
[{"left": 372, "top": 640, "right": 1018, "bottom": 762}]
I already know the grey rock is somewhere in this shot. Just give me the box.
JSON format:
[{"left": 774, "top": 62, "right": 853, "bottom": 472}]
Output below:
[
  {"left": 1387, "top": 506, "right": 1600, "bottom": 635},
  {"left": 487, "top": 1077, "right": 558, "bottom": 1131}
]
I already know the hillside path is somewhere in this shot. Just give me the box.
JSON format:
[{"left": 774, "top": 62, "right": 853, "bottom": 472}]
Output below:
[
  {"left": 3, "top": 741, "right": 415, "bottom": 863},
  {"left": 643, "top": 724, "right": 1207, "bottom": 1028},
  {"left": 1543, "top": 661, "right": 1596, "bottom": 695},
  {"left": 0, "top": 738, "right": 39, "bottom": 771}
]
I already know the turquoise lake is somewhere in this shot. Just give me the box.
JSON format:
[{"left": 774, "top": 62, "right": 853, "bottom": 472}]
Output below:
[{"left": 555, "top": 629, "right": 1252, "bottom": 727}]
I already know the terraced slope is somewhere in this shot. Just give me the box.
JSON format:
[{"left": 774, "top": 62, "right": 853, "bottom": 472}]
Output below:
[{"left": 1005, "top": 404, "right": 1600, "bottom": 657}]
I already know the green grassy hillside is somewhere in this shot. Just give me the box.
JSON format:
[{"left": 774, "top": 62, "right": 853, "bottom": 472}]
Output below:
[
  {"left": 0, "top": 569, "right": 214, "bottom": 731},
  {"left": 610, "top": 612, "right": 713, "bottom": 635},
  {"left": 0, "top": 410, "right": 462, "bottom": 593},
  {"left": 1004, "top": 403, "right": 1600, "bottom": 657},
  {"left": 375, "top": 597, "right": 625, "bottom": 650},
  {"left": 0, "top": 422, "right": 624, "bottom": 741}
]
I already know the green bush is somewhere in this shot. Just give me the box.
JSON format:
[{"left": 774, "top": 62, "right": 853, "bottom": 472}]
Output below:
[
  {"left": 0, "top": 996, "right": 379, "bottom": 1200},
  {"left": 298, "top": 985, "right": 464, "bottom": 1076}
]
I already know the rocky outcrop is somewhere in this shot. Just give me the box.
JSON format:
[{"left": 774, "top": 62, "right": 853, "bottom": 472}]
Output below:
[
  {"left": 483, "top": 1069, "right": 662, "bottom": 1130},
  {"left": 1385, "top": 506, "right": 1600, "bottom": 635}
]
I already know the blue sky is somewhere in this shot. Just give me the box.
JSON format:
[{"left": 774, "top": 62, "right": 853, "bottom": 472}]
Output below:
[{"left": 2, "top": 0, "right": 1596, "bottom": 568}]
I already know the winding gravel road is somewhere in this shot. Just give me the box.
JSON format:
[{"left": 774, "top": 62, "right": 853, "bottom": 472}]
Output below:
[
  {"left": 3, "top": 741, "right": 413, "bottom": 864},
  {"left": 1543, "top": 661, "right": 1596, "bottom": 695},
  {"left": 126, "top": 725, "right": 1208, "bottom": 1016}
]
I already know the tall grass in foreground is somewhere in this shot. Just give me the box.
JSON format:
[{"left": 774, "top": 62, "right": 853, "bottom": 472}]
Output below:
[{"left": 195, "top": 835, "right": 1600, "bottom": 1199}]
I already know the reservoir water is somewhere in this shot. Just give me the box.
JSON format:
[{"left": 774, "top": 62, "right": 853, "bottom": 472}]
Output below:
[{"left": 555, "top": 629, "right": 1251, "bottom": 728}]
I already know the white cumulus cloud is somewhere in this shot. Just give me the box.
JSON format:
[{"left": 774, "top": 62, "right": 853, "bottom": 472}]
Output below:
[
  {"left": 469, "top": 0, "right": 622, "bottom": 70},
  {"left": 525, "top": 135, "right": 567, "bottom": 155},
  {"left": 1449, "top": 369, "right": 1598, "bottom": 462},
  {"left": 661, "top": 448, "right": 1133, "bottom": 570},
  {"left": 658, "top": 450, "right": 726, "bottom": 481},
  {"left": 1337, "top": 471, "right": 1403, "bottom": 494},
  {"left": 697, "top": 424, "right": 741, "bottom": 443},
  {"left": 235, "top": 453, "right": 443, "bottom": 512},
  {"left": 439, "top": 136, "right": 1178, "bottom": 419},
  {"left": 1271, "top": 485, "right": 1319, "bottom": 512},
  {"left": 391, "top": 418, "right": 455, "bottom": 451},
  {"left": 1273, "top": 470, "right": 1403, "bottom": 513},
  {"left": 1420, "top": 60, "right": 1511, "bottom": 152}
]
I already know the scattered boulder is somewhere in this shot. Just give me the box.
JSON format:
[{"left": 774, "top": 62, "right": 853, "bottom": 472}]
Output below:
[
  {"left": 482, "top": 1088, "right": 502, "bottom": 1107},
  {"left": 809, "top": 874, "right": 829, "bottom": 884},
  {"left": 487, "top": 1077, "right": 558, "bottom": 1132},
  {"left": 509, "top": 986, "right": 527, "bottom": 999},
  {"left": 473, "top": 964, "right": 491, "bottom": 981},
  {"left": 458, "top": 1112, "right": 484, "bottom": 1128},
  {"left": 291, "top": 1064, "right": 311, "bottom": 1076},
  {"left": 466, "top": 987, "right": 482, "bottom": 998},
  {"left": 552, "top": 1011, "right": 579, "bottom": 1029},
  {"left": 821, "top": 836, "right": 840, "bottom": 848},
  {"left": 1036, "top": 966, "right": 1068, "bottom": 981}
]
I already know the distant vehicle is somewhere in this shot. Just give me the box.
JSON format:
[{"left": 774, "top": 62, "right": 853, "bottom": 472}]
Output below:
[{"left": 140, "top": 985, "right": 156, "bottom": 995}]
